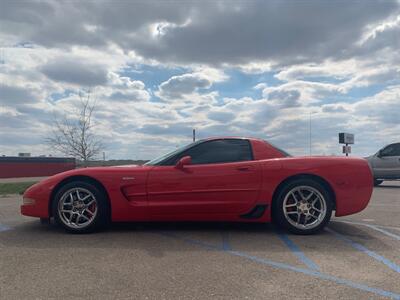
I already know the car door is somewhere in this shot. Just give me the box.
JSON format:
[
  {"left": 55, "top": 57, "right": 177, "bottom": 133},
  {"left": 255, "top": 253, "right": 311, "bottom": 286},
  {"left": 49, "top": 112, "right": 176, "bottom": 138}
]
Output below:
[
  {"left": 373, "top": 143, "right": 400, "bottom": 179},
  {"left": 146, "top": 139, "right": 262, "bottom": 216}
]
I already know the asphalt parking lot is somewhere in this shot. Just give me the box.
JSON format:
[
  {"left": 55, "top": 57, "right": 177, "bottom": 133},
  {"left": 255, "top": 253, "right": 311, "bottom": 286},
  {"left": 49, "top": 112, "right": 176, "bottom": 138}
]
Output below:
[{"left": 1, "top": 182, "right": 400, "bottom": 299}]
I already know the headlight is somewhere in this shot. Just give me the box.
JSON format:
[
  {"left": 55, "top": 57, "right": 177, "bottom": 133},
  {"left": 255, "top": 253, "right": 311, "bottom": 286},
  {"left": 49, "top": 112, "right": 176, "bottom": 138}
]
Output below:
[{"left": 23, "top": 197, "right": 36, "bottom": 205}]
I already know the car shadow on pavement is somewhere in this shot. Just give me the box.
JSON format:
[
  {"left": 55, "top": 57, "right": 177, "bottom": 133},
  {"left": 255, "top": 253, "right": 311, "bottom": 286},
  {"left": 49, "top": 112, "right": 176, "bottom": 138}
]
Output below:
[{"left": 0, "top": 219, "right": 393, "bottom": 259}]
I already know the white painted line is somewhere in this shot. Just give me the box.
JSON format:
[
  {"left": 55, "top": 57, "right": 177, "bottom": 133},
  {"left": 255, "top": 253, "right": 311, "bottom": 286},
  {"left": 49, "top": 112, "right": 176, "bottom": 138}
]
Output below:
[
  {"left": 368, "top": 204, "right": 400, "bottom": 207},
  {"left": 327, "top": 228, "right": 400, "bottom": 274},
  {"left": 367, "top": 225, "right": 400, "bottom": 241},
  {"left": 162, "top": 231, "right": 400, "bottom": 299},
  {"left": 332, "top": 220, "right": 400, "bottom": 240},
  {"left": 333, "top": 220, "right": 400, "bottom": 230}
]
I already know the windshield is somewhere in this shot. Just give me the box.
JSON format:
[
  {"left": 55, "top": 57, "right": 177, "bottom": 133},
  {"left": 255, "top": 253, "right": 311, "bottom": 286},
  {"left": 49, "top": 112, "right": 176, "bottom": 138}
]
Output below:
[{"left": 144, "top": 140, "right": 202, "bottom": 166}]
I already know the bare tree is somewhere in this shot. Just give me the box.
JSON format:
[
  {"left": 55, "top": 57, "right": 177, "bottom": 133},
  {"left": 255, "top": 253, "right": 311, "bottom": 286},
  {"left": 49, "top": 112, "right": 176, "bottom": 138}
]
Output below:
[{"left": 47, "top": 90, "right": 103, "bottom": 164}]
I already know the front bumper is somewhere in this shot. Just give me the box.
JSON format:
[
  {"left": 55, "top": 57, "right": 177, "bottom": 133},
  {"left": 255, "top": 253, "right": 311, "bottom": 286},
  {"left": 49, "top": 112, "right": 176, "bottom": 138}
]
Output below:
[{"left": 21, "top": 183, "right": 51, "bottom": 218}]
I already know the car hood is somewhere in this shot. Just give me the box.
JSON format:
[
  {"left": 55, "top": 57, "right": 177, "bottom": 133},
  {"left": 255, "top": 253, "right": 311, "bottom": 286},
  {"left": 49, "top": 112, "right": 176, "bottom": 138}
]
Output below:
[
  {"left": 71, "top": 164, "right": 151, "bottom": 174},
  {"left": 114, "top": 164, "right": 139, "bottom": 167},
  {"left": 32, "top": 164, "right": 151, "bottom": 188}
]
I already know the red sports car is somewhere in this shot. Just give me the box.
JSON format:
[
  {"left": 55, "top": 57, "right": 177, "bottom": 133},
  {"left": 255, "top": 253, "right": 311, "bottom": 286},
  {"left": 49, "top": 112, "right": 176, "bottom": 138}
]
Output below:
[{"left": 21, "top": 137, "right": 373, "bottom": 234}]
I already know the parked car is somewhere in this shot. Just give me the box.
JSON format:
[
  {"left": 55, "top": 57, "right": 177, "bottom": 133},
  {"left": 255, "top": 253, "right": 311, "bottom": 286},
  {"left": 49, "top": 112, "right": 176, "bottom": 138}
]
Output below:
[
  {"left": 22, "top": 137, "right": 373, "bottom": 235},
  {"left": 366, "top": 142, "right": 400, "bottom": 186}
]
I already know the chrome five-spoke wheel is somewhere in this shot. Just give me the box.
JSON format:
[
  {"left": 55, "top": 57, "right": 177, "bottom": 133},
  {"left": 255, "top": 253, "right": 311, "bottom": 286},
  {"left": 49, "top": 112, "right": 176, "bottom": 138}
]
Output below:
[
  {"left": 273, "top": 178, "right": 333, "bottom": 234},
  {"left": 283, "top": 186, "right": 327, "bottom": 230},
  {"left": 58, "top": 187, "right": 98, "bottom": 229},
  {"left": 53, "top": 181, "right": 110, "bottom": 233}
]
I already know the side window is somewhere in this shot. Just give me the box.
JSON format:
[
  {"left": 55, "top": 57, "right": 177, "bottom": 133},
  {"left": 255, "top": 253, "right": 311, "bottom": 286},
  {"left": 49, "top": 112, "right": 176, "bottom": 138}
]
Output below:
[
  {"left": 168, "top": 139, "right": 253, "bottom": 165},
  {"left": 394, "top": 144, "right": 400, "bottom": 156},
  {"left": 393, "top": 144, "right": 400, "bottom": 156},
  {"left": 381, "top": 143, "right": 400, "bottom": 157}
]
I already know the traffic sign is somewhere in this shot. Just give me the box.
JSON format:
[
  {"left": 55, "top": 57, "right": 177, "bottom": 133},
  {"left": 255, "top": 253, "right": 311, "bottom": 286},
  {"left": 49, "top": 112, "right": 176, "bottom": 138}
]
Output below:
[{"left": 339, "top": 133, "right": 354, "bottom": 144}]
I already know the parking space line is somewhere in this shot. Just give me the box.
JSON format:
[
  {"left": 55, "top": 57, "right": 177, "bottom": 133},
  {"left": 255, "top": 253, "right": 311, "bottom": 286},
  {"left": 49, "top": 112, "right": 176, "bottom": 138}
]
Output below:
[
  {"left": 326, "top": 228, "right": 400, "bottom": 274},
  {"left": 276, "top": 232, "right": 320, "bottom": 270},
  {"left": 159, "top": 232, "right": 400, "bottom": 299},
  {"left": 221, "top": 231, "right": 231, "bottom": 251},
  {"left": 365, "top": 225, "right": 400, "bottom": 241},
  {"left": 228, "top": 250, "right": 400, "bottom": 300},
  {"left": 0, "top": 223, "right": 11, "bottom": 232},
  {"left": 333, "top": 220, "right": 400, "bottom": 231},
  {"left": 332, "top": 220, "right": 400, "bottom": 240}
]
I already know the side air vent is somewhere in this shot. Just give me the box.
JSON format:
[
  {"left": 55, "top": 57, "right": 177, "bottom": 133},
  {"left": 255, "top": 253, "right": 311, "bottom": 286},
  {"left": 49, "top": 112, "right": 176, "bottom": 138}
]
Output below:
[{"left": 240, "top": 205, "right": 268, "bottom": 219}]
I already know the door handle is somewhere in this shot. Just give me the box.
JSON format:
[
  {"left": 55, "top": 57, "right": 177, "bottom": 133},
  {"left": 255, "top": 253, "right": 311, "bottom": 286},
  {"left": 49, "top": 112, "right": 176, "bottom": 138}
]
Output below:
[{"left": 237, "top": 166, "right": 251, "bottom": 171}]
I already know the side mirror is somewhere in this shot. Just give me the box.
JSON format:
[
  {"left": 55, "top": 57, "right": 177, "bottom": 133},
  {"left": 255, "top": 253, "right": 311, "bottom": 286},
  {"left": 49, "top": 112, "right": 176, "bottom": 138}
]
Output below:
[
  {"left": 377, "top": 150, "right": 383, "bottom": 158},
  {"left": 175, "top": 156, "right": 192, "bottom": 169}
]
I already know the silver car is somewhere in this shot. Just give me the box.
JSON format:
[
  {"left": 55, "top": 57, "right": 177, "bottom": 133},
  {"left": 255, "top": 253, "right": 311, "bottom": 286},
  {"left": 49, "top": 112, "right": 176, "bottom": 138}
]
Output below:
[{"left": 366, "top": 143, "right": 400, "bottom": 186}]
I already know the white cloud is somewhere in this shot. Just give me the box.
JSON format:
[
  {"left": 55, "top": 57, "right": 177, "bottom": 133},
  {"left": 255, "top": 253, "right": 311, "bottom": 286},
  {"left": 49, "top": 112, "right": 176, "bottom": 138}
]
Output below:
[
  {"left": 155, "top": 68, "right": 227, "bottom": 102},
  {"left": 156, "top": 73, "right": 211, "bottom": 100},
  {"left": 41, "top": 58, "right": 109, "bottom": 86},
  {"left": 262, "top": 81, "right": 341, "bottom": 106},
  {"left": 0, "top": 1, "right": 399, "bottom": 159},
  {"left": 353, "top": 85, "right": 400, "bottom": 125}
]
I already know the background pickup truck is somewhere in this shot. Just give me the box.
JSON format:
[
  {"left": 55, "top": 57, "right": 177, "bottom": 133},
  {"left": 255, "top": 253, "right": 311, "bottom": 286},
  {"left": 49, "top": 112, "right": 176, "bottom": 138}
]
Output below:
[{"left": 366, "top": 142, "right": 400, "bottom": 186}]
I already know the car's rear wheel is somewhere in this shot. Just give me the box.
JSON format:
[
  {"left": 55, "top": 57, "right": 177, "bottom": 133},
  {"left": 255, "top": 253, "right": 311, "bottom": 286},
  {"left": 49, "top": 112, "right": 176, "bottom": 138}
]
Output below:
[
  {"left": 52, "top": 181, "right": 109, "bottom": 233},
  {"left": 374, "top": 179, "right": 383, "bottom": 186},
  {"left": 273, "top": 178, "right": 333, "bottom": 235}
]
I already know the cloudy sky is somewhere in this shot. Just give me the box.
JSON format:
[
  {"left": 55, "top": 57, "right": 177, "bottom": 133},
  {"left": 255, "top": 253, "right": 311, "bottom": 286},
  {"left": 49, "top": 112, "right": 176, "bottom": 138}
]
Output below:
[{"left": 0, "top": 0, "right": 399, "bottom": 159}]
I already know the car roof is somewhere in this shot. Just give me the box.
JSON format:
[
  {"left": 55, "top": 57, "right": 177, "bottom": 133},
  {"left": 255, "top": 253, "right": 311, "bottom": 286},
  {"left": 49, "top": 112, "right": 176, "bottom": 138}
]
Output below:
[{"left": 201, "top": 136, "right": 263, "bottom": 142}]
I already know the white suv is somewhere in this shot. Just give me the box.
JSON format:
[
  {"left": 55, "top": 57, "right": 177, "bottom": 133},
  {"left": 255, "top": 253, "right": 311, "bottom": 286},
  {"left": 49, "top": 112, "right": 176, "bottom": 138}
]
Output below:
[{"left": 366, "top": 143, "right": 400, "bottom": 186}]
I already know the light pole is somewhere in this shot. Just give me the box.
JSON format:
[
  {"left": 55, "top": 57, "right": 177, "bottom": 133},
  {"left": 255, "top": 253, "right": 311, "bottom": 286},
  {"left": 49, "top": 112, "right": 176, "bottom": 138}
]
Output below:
[{"left": 309, "top": 112, "right": 312, "bottom": 156}]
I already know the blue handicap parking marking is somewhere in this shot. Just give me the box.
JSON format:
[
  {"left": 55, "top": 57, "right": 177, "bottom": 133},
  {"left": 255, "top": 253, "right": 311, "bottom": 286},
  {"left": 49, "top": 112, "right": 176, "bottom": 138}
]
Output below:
[
  {"left": 221, "top": 231, "right": 231, "bottom": 251},
  {"left": 0, "top": 223, "right": 11, "bottom": 232},
  {"left": 276, "top": 232, "right": 320, "bottom": 271},
  {"left": 326, "top": 228, "right": 400, "bottom": 274},
  {"left": 158, "top": 231, "right": 400, "bottom": 299},
  {"left": 227, "top": 249, "right": 400, "bottom": 300}
]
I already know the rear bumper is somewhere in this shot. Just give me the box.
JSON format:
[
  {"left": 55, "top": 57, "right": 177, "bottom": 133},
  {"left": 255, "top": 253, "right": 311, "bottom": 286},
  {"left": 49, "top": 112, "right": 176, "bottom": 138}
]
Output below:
[
  {"left": 334, "top": 187, "right": 372, "bottom": 217},
  {"left": 334, "top": 161, "right": 374, "bottom": 217}
]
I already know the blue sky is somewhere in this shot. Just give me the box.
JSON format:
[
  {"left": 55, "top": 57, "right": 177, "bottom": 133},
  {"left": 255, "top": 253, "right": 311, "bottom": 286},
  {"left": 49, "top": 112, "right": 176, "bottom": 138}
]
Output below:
[{"left": 0, "top": 1, "right": 399, "bottom": 159}]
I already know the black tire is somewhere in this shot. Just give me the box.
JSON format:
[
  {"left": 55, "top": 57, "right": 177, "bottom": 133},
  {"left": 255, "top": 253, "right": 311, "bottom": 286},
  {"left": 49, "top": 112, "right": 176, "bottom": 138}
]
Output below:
[
  {"left": 272, "top": 178, "right": 333, "bottom": 235},
  {"left": 52, "top": 181, "right": 109, "bottom": 233},
  {"left": 374, "top": 179, "right": 383, "bottom": 186}
]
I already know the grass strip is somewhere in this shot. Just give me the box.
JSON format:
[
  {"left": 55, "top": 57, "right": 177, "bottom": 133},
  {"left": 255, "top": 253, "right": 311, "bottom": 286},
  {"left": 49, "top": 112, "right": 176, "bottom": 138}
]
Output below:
[{"left": 0, "top": 182, "right": 37, "bottom": 196}]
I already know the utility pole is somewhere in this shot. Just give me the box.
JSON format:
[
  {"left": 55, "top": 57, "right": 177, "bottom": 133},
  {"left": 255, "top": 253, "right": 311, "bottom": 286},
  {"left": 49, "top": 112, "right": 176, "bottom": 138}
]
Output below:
[{"left": 193, "top": 128, "right": 196, "bottom": 142}]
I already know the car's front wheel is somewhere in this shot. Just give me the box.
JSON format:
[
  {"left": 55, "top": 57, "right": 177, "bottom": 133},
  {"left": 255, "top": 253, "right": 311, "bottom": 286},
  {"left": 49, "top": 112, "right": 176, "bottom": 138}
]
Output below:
[
  {"left": 52, "top": 181, "right": 109, "bottom": 233},
  {"left": 273, "top": 179, "right": 333, "bottom": 235}
]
